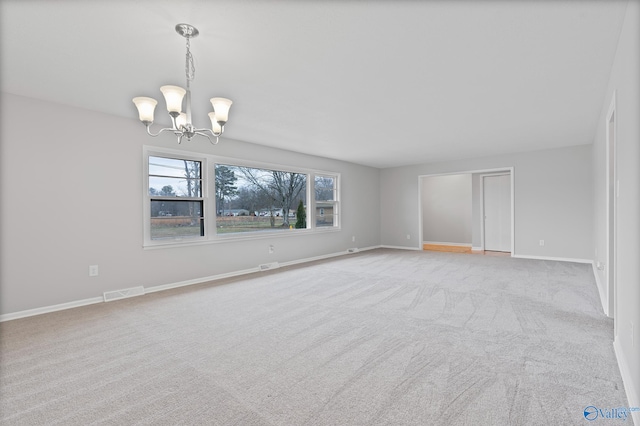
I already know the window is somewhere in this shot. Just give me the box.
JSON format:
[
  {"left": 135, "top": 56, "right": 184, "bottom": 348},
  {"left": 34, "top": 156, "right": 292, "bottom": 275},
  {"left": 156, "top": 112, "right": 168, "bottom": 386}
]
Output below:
[
  {"left": 314, "top": 175, "right": 339, "bottom": 228},
  {"left": 215, "top": 164, "right": 307, "bottom": 235},
  {"left": 144, "top": 147, "right": 340, "bottom": 246},
  {"left": 146, "top": 154, "right": 204, "bottom": 242}
]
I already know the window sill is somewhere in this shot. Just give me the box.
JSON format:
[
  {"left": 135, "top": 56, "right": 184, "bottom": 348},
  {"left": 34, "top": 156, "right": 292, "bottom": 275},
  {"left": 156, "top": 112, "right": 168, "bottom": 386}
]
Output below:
[{"left": 143, "top": 226, "right": 341, "bottom": 249}]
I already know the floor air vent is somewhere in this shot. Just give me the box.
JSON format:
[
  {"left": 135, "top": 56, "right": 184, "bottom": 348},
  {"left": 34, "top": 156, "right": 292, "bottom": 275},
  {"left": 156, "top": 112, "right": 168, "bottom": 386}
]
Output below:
[
  {"left": 259, "top": 262, "right": 280, "bottom": 271},
  {"left": 103, "top": 286, "right": 145, "bottom": 302}
]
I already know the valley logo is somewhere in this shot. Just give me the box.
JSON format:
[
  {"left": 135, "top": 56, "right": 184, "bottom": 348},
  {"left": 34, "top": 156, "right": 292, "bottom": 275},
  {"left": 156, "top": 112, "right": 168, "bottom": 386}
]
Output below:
[{"left": 584, "top": 405, "right": 639, "bottom": 421}]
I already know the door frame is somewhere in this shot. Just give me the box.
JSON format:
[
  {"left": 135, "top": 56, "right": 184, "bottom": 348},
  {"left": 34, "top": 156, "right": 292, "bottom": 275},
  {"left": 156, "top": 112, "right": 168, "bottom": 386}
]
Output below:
[
  {"left": 605, "top": 92, "right": 617, "bottom": 327},
  {"left": 480, "top": 172, "right": 513, "bottom": 253},
  {"left": 418, "top": 167, "right": 515, "bottom": 255}
]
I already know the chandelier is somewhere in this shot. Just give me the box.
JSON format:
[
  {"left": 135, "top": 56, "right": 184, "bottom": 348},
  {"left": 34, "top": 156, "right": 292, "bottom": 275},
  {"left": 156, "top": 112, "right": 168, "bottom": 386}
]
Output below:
[{"left": 132, "top": 24, "right": 232, "bottom": 144}]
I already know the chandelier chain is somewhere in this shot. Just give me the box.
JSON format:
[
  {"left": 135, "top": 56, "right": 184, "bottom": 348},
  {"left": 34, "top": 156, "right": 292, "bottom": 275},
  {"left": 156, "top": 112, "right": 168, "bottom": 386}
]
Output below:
[{"left": 185, "top": 37, "right": 195, "bottom": 89}]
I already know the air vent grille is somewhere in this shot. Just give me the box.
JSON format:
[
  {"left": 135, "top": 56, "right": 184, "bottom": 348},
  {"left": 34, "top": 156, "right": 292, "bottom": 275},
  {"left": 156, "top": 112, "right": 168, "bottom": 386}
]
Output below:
[
  {"left": 103, "top": 286, "right": 145, "bottom": 302},
  {"left": 259, "top": 262, "right": 280, "bottom": 271}
]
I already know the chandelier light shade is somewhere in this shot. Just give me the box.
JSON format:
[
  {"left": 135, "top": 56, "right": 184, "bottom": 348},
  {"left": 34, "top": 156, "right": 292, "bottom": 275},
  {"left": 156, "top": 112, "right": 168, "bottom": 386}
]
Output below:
[
  {"left": 132, "top": 23, "right": 232, "bottom": 144},
  {"left": 132, "top": 97, "right": 158, "bottom": 123},
  {"left": 210, "top": 98, "right": 233, "bottom": 124},
  {"left": 160, "top": 85, "right": 187, "bottom": 115}
]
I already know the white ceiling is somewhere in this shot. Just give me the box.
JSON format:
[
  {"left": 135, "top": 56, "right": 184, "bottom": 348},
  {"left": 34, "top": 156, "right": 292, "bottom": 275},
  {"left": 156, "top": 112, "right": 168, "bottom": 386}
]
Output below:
[{"left": 0, "top": 1, "right": 629, "bottom": 168}]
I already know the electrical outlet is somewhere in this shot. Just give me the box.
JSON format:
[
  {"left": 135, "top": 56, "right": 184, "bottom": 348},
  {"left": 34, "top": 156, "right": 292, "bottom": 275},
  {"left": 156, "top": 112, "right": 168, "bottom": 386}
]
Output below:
[
  {"left": 268, "top": 245, "right": 274, "bottom": 254},
  {"left": 352, "top": 236, "right": 356, "bottom": 242},
  {"left": 539, "top": 240, "right": 545, "bottom": 246},
  {"left": 406, "top": 234, "right": 411, "bottom": 240},
  {"left": 89, "top": 265, "right": 99, "bottom": 277}
]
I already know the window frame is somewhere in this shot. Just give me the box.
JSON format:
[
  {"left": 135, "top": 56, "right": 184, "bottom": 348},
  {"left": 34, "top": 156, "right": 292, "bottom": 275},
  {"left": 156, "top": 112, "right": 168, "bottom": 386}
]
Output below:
[
  {"left": 313, "top": 173, "right": 340, "bottom": 229},
  {"left": 144, "top": 147, "right": 209, "bottom": 247},
  {"left": 143, "top": 146, "right": 341, "bottom": 248}
]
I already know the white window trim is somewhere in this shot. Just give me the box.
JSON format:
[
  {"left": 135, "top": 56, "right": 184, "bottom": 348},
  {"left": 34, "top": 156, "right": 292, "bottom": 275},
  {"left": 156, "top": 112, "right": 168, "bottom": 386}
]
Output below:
[
  {"left": 143, "top": 146, "right": 209, "bottom": 247},
  {"left": 313, "top": 173, "right": 340, "bottom": 230},
  {"left": 143, "top": 147, "right": 341, "bottom": 248}
]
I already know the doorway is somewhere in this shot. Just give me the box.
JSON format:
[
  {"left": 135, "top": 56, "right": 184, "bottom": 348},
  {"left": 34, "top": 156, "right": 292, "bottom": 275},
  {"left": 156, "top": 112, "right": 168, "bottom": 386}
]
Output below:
[
  {"left": 482, "top": 174, "right": 512, "bottom": 253},
  {"left": 418, "top": 168, "right": 514, "bottom": 255}
]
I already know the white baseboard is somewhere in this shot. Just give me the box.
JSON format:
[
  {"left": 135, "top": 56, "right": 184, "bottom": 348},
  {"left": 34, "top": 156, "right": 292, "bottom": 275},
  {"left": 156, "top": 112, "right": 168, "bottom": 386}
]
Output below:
[
  {"left": 380, "top": 245, "right": 421, "bottom": 251},
  {"left": 146, "top": 247, "right": 377, "bottom": 293},
  {"left": 614, "top": 339, "right": 640, "bottom": 424},
  {"left": 472, "top": 246, "right": 484, "bottom": 252},
  {"left": 0, "top": 297, "right": 104, "bottom": 322},
  {"left": 279, "top": 245, "right": 378, "bottom": 268},
  {"left": 423, "top": 241, "right": 472, "bottom": 247},
  {"left": 145, "top": 267, "right": 261, "bottom": 294},
  {"left": 511, "top": 254, "right": 592, "bottom": 264},
  {"left": 0, "top": 247, "right": 384, "bottom": 322}
]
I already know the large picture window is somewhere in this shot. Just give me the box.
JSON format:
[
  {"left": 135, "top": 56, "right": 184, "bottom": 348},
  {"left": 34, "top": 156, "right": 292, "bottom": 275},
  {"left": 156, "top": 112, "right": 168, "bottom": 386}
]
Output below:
[
  {"left": 144, "top": 147, "right": 339, "bottom": 246},
  {"left": 215, "top": 164, "right": 307, "bottom": 234}
]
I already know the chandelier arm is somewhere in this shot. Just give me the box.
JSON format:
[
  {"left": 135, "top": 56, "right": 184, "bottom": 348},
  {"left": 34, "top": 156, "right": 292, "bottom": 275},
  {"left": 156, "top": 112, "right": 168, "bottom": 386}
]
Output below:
[
  {"left": 145, "top": 124, "right": 177, "bottom": 138},
  {"left": 193, "top": 127, "right": 222, "bottom": 137},
  {"left": 194, "top": 130, "right": 220, "bottom": 145}
]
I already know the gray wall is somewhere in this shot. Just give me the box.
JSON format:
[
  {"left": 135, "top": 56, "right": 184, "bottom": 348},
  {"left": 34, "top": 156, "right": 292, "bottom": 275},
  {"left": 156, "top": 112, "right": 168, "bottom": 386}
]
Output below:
[
  {"left": 0, "top": 93, "right": 381, "bottom": 315},
  {"left": 591, "top": 0, "right": 640, "bottom": 408},
  {"left": 380, "top": 144, "right": 593, "bottom": 260},
  {"left": 421, "top": 174, "right": 472, "bottom": 244}
]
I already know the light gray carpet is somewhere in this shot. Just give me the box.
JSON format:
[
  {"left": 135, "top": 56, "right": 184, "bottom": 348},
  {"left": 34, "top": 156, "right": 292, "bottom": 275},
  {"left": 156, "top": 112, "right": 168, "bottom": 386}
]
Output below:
[{"left": 0, "top": 249, "right": 631, "bottom": 425}]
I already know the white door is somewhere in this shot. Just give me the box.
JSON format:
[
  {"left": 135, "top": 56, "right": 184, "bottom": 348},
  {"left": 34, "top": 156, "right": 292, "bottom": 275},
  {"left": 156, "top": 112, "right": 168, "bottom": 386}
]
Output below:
[{"left": 483, "top": 174, "right": 511, "bottom": 252}]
